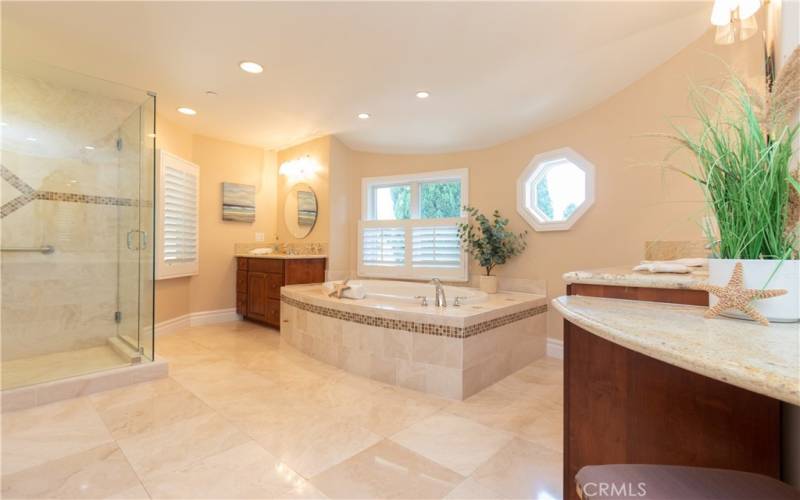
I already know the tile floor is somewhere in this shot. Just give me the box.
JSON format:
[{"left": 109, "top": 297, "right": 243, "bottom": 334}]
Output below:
[{"left": 1, "top": 320, "right": 563, "bottom": 499}]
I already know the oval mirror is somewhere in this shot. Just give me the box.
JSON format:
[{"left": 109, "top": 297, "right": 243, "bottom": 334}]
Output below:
[{"left": 284, "top": 183, "right": 318, "bottom": 239}]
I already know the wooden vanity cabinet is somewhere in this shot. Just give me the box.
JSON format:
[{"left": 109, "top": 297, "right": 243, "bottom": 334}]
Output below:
[{"left": 236, "top": 257, "right": 326, "bottom": 328}]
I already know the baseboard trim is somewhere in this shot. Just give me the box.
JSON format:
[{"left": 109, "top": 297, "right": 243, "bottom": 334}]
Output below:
[
  {"left": 155, "top": 308, "right": 239, "bottom": 336},
  {"left": 546, "top": 338, "right": 564, "bottom": 360}
]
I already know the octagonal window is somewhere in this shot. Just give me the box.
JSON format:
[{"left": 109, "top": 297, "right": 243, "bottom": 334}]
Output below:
[{"left": 517, "top": 148, "right": 595, "bottom": 232}]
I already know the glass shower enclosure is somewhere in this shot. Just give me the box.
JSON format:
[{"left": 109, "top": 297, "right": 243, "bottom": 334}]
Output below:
[{"left": 1, "top": 60, "right": 156, "bottom": 390}]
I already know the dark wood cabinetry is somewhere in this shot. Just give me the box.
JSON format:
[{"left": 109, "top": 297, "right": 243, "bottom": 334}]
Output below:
[
  {"left": 236, "top": 257, "right": 326, "bottom": 328},
  {"left": 563, "top": 283, "right": 782, "bottom": 500}
]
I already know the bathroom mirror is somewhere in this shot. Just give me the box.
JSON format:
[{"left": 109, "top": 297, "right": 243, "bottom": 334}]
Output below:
[{"left": 284, "top": 183, "right": 318, "bottom": 239}]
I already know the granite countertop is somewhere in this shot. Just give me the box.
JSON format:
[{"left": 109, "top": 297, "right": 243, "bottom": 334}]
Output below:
[
  {"left": 282, "top": 283, "right": 547, "bottom": 327},
  {"left": 235, "top": 253, "right": 327, "bottom": 259},
  {"left": 563, "top": 265, "right": 708, "bottom": 289},
  {"left": 552, "top": 295, "right": 800, "bottom": 405}
]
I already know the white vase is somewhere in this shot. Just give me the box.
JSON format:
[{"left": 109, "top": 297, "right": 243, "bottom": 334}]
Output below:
[
  {"left": 479, "top": 275, "right": 498, "bottom": 294},
  {"left": 708, "top": 259, "right": 800, "bottom": 323}
]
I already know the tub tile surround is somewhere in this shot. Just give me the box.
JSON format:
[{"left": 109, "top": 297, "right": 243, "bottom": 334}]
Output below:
[{"left": 280, "top": 284, "right": 548, "bottom": 399}]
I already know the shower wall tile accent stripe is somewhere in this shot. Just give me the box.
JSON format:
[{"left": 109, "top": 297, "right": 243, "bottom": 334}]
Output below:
[
  {"left": 1, "top": 165, "right": 147, "bottom": 218},
  {"left": 281, "top": 293, "right": 548, "bottom": 339}
]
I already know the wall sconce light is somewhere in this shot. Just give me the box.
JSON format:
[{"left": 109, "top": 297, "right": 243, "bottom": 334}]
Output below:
[
  {"left": 279, "top": 155, "right": 319, "bottom": 181},
  {"left": 711, "top": 0, "right": 763, "bottom": 44}
]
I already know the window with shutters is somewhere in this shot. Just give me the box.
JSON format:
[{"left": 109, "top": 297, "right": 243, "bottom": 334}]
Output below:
[
  {"left": 156, "top": 150, "right": 199, "bottom": 280},
  {"left": 358, "top": 168, "right": 468, "bottom": 281}
]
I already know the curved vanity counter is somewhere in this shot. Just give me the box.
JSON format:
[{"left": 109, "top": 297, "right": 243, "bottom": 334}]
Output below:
[
  {"left": 563, "top": 265, "right": 708, "bottom": 289},
  {"left": 552, "top": 294, "right": 800, "bottom": 405}
]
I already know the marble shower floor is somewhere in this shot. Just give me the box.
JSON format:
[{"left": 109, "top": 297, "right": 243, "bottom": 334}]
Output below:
[
  {"left": 1, "top": 344, "right": 130, "bottom": 390},
  {"left": 1, "top": 320, "right": 564, "bottom": 499}
]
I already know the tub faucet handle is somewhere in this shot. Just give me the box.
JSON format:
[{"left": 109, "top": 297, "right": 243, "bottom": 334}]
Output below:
[
  {"left": 454, "top": 296, "right": 468, "bottom": 307},
  {"left": 414, "top": 295, "right": 428, "bottom": 307}
]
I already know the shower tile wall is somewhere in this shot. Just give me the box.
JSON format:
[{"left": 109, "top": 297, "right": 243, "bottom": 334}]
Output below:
[{"left": 1, "top": 70, "right": 143, "bottom": 361}]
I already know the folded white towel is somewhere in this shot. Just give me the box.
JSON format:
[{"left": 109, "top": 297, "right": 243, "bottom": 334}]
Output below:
[
  {"left": 322, "top": 281, "right": 366, "bottom": 300},
  {"left": 633, "top": 262, "right": 692, "bottom": 274}
]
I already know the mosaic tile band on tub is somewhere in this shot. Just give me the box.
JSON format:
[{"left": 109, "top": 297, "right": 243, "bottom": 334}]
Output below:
[{"left": 280, "top": 294, "right": 547, "bottom": 339}]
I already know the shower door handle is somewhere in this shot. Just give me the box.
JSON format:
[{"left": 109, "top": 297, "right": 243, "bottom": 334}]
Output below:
[{"left": 127, "top": 230, "right": 147, "bottom": 250}]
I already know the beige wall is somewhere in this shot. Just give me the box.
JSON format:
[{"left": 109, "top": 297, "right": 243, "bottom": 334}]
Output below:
[
  {"left": 345, "top": 27, "right": 764, "bottom": 341},
  {"left": 154, "top": 117, "right": 278, "bottom": 323}
]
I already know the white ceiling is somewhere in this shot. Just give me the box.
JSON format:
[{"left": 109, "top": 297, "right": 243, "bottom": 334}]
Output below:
[{"left": 1, "top": 1, "right": 712, "bottom": 154}]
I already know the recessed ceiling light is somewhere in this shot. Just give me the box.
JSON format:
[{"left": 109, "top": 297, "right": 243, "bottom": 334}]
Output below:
[
  {"left": 84, "top": 145, "right": 95, "bottom": 150},
  {"left": 239, "top": 61, "right": 263, "bottom": 74},
  {"left": 205, "top": 90, "right": 218, "bottom": 96},
  {"left": 177, "top": 107, "right": 197, "bottom": 116},
  {"left": 357, "top": 113, "right": 370, "bottom": 120},
  {"left": 26, "top": 137, "right": 37, "bottom": 142},
  {"left": 415, "top": 91, "right": 430, "bottom": 99}
]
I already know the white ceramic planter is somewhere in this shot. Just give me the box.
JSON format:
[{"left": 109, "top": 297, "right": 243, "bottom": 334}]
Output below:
[
  {"left": 708, "top": 259, "right": 800, "bottom": 323},
  {"left": 479, "top": 275, "right": 498, "bottom": 294}
]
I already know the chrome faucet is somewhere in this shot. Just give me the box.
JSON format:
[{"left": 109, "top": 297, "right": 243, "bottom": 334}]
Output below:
[{"left": 430, "top": 278, "right": 447, "bottom": 307}]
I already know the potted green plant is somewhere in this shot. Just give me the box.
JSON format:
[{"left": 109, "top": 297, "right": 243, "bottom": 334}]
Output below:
[
  {"left": 457, "top": 206, "right": 528, "bottom": 293},
  {"left": 667, "top": 50, "right": 800, "bottom": 322}
]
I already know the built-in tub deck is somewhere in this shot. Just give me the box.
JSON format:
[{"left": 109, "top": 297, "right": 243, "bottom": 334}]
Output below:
[{"left": 280, "top": 283, "right": 548, "bottom": 399}]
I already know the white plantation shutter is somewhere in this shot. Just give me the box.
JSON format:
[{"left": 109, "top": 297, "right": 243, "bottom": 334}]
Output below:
[
  {"left": 412, "top": 224, "right": 461, "bottom": 268},
  {"left": 157, "top": 151, "right": 199, "bottom": 279},
  {"left": 362, "top": 227, "right": 405, "bottom": 266},
  {"left": 359, "top": 219, "right": 466, "bottom": 280}
]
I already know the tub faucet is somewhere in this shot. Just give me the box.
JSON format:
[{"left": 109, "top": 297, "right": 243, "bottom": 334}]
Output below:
[{"left": 430, "top": 278, "right": 447, "bottom": 307}]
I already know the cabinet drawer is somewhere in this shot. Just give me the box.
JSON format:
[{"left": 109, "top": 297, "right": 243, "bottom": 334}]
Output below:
[
  {"left": 266, "top": 299, "right": 281, "bottom": 325},
  {"left": 237, "top": 257, "right": 248, "bottom": 270},
  {"left": 236, "top": 270, "right": 248, "bottom": 293},
  {"left": 266, "top": 273, "right": 283, "bottom": 299},
  {"left": 236, "top": 293, "right": 247, "bottom": 315},
  {"left": 249, "top": 258, "right": 284, "bottom": 274}
]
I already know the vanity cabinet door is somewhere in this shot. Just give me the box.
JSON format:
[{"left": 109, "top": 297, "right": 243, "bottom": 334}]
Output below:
[
  {"left": 266, "top": 273, "right": 283, "bottom": 299},
  {"left": 246, "top": 272, "right": 268, "bottom": 322},
  {"left": 285, "top": 259, "right": 326, "bottom": 285}
]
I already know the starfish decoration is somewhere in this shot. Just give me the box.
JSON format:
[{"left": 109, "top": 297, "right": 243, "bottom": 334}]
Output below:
[
  {"left": 693, "top": 262, "right": 787, "bottom": 326},
  {"left": 328, "top": 278, "right": 351, "bottom": 299}
]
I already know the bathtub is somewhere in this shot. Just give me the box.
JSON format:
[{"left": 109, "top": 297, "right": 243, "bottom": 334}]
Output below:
[
  {"left": 323, "top": 279, "right": 488, "bottom": 304},
  {"left": 281, "top": 281, "right": 548, "bottom": 399}
]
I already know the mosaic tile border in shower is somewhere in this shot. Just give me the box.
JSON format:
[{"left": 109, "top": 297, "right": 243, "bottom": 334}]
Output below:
[
  {"left": 281, "top": 294, "right": 547, "bottom": 339},
  {"left": 1, "top": 165, "right": 150, "bottom": 218}
]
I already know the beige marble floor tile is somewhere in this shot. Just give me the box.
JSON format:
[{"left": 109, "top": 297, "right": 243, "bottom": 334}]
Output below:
[
  {"left": 142, "top": 441, "right": 306, "bottom": 499},
  {"left": 89, "top": 378, "right": 186, "bottom": 414},
  {"left": 2, "top": 398, "right": 113, "bottom": 475},
  {"left": 1, "top": 442, "right": 143, "bottom": 499},
  {"left": 390, "top": 413, "right": 515, "bottom": 476},
  {"left": 471, "top": 438, "right": 562, "bottom": 500},
  {"left": 251, "top": 414, "right": 382, "bottom": 478},
  {"left": 108, "top": 483, "right": 151, "bottom": 499},
  {"left": 116, "top": 412, "right": 250, "bottom": 478},
  {"left": 311, "top": 439, "right": 463, "bottom": 499},
  {"left": 443, "top": 477, "right": 504, "bottom": 500},
  {"left": 337, "top": 385, "right": 449, "bottom": 437},
  {"left": 93, "top": 386, "right": 213, "bottom": 440}
]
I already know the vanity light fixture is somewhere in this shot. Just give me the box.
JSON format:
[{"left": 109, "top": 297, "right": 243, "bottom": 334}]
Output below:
[
  {"left": 357, "top": 112, "right": 370, "bottom": 120},
  {"left": 279, "top": 155, "right": 319, "bottom": 180},
  {"left": 415, "top": 91, "right": 430, "bottom": 99},
  {"left": 84, "top": 145, "right": 95, "bottom": 150},
  {"left": 711, "top": 0, "right": 762, "bottom": 44},
  {"left": 177, "top": 107, "right": 197, "bottom": 116},
  {"left": 239, "top": 61, "right": 264, "bottom": 74}
]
